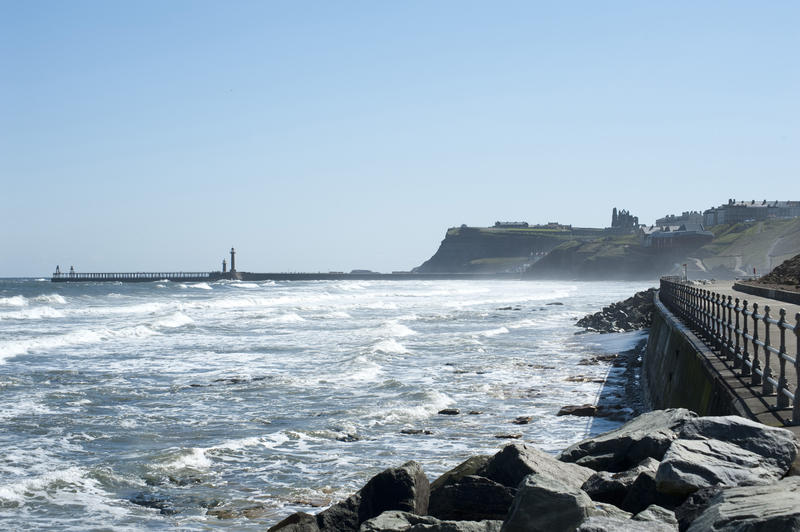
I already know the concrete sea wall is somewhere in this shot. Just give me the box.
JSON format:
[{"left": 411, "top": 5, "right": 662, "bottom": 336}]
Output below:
[{"left": 643, "top": 293, "right": 750, "bottom": 418}]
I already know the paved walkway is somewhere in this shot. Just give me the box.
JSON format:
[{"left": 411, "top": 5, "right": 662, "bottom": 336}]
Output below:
[
  {"left": 700, "top": 280, "right": 800, "bottom": 357},
  {"left": 681, "top": 280, "right": 800, "bottom": 429}
]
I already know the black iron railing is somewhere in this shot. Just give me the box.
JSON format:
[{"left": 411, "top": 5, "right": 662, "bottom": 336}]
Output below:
[{"left": 659, "top": 277, "right": 800, "bottom": 424}]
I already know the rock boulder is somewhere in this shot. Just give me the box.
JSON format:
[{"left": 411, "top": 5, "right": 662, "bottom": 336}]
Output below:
[
  {"left": 687, "top": 477, "right": 800, "bottom": 531},
  {"left": 360, "top": 510, "right": 502, "bottom": 532},
  {"left": 272, "top": 461, "right": 429, "bottom": 532},
  {"left": 428, "top": 475, "right": 515, "bottom": 522},
  {"left": 484, "top": 443, "right": 593, "bottom": 490},
  {"left": 581, "top": 457, "right": 660, "bottom": 507},
  {"left": 655, "top": 438, "right": 790, "bottom": 496},
  {"left": 502, "top": 474, "right": 595, "bottom": 532},
  {"left": 559, "top": 409, "right": 696, "bottom": 472}
]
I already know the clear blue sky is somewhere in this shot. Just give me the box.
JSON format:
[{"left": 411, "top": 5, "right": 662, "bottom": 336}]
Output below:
[{"left": 2, "top": 1, "right": 799, "bottom": 276}]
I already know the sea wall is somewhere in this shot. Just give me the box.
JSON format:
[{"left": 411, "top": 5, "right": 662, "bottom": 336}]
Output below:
[
  {"left": 733, "top": 281, "right": 800, "bottom": 306},
  {"left": 642, "top": 293, "right": 750, "bottom": 417}
]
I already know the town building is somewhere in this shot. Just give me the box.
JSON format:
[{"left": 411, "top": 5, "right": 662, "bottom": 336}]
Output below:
[
  {"left": 655, "top": 211, "right": 704, "bottom": 227},
  {"left": 640, "top": 223, "right": 714, "bottom": 250},
  {"left": 494, "top": 221, "right": 529, "bottom": 228},
  {"left": 703, "top": 199, "right": 800, "bottom": 226}
]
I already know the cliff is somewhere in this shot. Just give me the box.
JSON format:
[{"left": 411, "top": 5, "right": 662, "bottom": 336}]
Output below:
[
  {"left": 416, "top": 218, "right": 800, "bottom": 280},
  {"left": 412, "top": 226, "right": 601, "bottom": 273},
  {"left": 523, "top": 235, "right": 681, "bottom": 280}
]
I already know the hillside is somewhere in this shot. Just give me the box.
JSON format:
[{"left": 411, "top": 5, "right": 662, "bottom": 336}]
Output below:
[
  {"left": 693, "top": 218, "right": 800, "bottom": 277},
  {"left": 415, "top": 218, "right": 800, "bottom": 280},
  {"left": 522, "top": 234, "right": 685, "bottom": 280}
]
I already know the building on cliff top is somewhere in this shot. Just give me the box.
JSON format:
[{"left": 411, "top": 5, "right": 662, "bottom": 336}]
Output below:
[
  {"left": 655, "top": 211, "right": 704, "bottom": 227},
  {"left": 494, "top": 221, "right": 529, "bottom": 228},
  {"left": 640, "top": 223, "right": 714, "bottom": 250},
  {"left": 609, "top": 208, "right": 639, "bottom": 233},
  {"left": 703, "top": 199, "right": 800, "bottom": 226}
]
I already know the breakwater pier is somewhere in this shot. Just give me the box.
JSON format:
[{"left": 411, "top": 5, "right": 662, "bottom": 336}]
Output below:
[
  {"left": 50, "top": 248, "right": 521, "bottom": 283},
  {"left": 51, "top": 270, "right": 521, "bottom": 283}
]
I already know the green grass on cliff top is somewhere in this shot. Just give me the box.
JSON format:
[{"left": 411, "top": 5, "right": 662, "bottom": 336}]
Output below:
[
  {"left": 445, "top": 226, "right": 596, "bottom": 237},
  {"left": 698, "top": 218, "right": 800, "bottom": 270}
]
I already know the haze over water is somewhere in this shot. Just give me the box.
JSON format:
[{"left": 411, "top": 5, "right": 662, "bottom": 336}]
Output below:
[{"left": 0, "top": 279, "right": 652, "bottom": 529}]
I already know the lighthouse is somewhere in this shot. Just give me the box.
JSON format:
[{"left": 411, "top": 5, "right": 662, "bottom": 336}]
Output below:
[{"left": 230, "top": 247, "right": 236, "bottom": 273}]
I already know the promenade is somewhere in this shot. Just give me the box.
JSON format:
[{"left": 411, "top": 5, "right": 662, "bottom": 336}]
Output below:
[{"left": 660, "top": 279, "right": 800, "bottom": 434}]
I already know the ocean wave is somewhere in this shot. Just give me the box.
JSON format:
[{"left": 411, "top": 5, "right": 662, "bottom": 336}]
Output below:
[
  {"left": 163, "top": 448, "right": 213, "bottom": 470},
  {"left": 0, "top": 325, "right": 158, "bottom": 361},
  {"left": 178, "top": 282, "right": 213, "bottom": 290},
  {"left": 362, "top": 301, "right": 399, "bottom": 310},
  {"left": 0, "top": 306, "right": 65, "bottom": 320},
  {"left": 231, "top": 282, "right": 260, "bottom": 289},
  {"left": 0, "top": 295, "right": 28, "bottom": 307},
  {"left": 372, "top": 339, "right": 409, "bottom": 355},
  {"left": 77, "top": 301, "right": 174, "bottom": 316},
  {"left": 0, "top": 466, "right": 94, "bottom": 503},
  {"left": 478, "top": 326, "right": 510, "bottom": 337},
  {"left": 374, "top": 390, "right": 454, "bottom": 425},
  {"left": 380, "top": 320, "right": 416, "bottom": 338},
  {"left": 0, "top": 397, "right": 53, "bottom": 422},
  {"left": 322, "top": 311, "right": 351, "bottom": 319},
  {"left": 161, "top": 433, "right": 288, "bottom": 472},
  {"left": 348, "top": 356, "right": 384, "bottom": 381},
  {"left": 152, "top": 312, "right": 194, "bottom": 329},
  {"left": 265, "top": 312, "right": 306, "bottom": 324},
  {"left": 33, "top": 294, "right": 67, "bottom": 304}
]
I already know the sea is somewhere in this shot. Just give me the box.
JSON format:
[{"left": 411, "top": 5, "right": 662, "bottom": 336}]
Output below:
[{"left": 0, "top": 278, "right": 654, "bottom": 530}]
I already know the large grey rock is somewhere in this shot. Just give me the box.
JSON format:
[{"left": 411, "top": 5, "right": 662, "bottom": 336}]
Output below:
[
  {"left": 655, "top": 439, "right": 788, "bottom": 496},
  {"left": 501, "top": 474, "right": 594, "bottom": 532},
  {"left": 590, "top": 502, "right": 632, "bottom": 520},
  {"left": 633, "top": 505, "right": 678, "bottom": 529},
  {"left": 582, "top": 457, "right": 660, "bottom": 507},
  {"left": 359, "top": 510, "right": 502, "bottom": 532},
  {"left": 676, "top": 415, "right": 798, "bottom": 474},
  {"left": 620, "top": 469, "right": 685, "bottom": 514},
  {"left": 673, "top": 487, "right": 723, "bottom": 532},
  {"left": 559, "top": 409, "right": 697, "bottom": 472},
  {"left": 484, "top": 443, "right": 593, "bottom": 490},
  {"left": 268, "top": 512, "right": 320, "bottom": 532},
  {"left": 428, "top": 475, "right": 515, "bottom": 521},
  {"left": 687, "top": 477, "right": 800, "bottom": 531},
  {"left": 431, "top": 456, "right": 491, "bottom": 493},
  {"left": 272, "top": 461, "right": 430, "bottom": 532},
  {"left": 577, "top": 516, "right": 675, "bottom": 532}
]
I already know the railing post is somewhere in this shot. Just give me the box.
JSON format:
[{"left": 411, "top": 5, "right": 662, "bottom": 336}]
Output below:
[
  {"left": 733, "top": 298, "right": 742, "bottom": 368},
  {"left": 762, "top": 306, "right": 774, "bottom": 395},
  {"left": 752, "top": 303, "right": 762, "bottom": 386},
  {"left": 713, "top": 293, "right": 720, "bottom": 348},
  {"left": 701, "top": 290, "right": 708, "bottom": 335},
  {"left": 793, "top": 313, "right": 800, "bottom": 424},
  {"left": 726, "top": 296, "right": 733, "bottom": 360},
  {"left": 741, "top": 301, "right": 751, "bottom": 376},
  {"left": 777, "top": 309, "right": 789, "bottom": 409}
]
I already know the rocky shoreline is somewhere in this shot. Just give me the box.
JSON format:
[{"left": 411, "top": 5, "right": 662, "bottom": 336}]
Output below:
[
  {"left": 269, "top": 409, "right": 800, "bottom": 531},
  {"left": 575, "top": 288, "right": 656, "bottom": 334},
  {"left": 266, "top": 287, "right": 800, "bottom": 530}
]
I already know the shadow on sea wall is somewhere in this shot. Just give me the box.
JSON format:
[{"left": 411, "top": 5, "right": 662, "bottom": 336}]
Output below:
[{"left": 567, "top": 332, "right": 650, "bottom": 438}]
